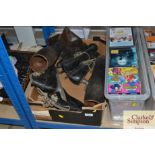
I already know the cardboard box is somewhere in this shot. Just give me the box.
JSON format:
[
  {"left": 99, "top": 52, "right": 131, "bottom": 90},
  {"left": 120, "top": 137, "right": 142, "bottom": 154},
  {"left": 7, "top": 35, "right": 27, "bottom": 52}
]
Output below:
[
  {"left": 49, "top": 108, "right": 103, "bottom": 126},
  {"left": 25, "top": 68, "right": 105, "bottom": 126},
  {"left": 25, "top": 39, "right": 106, "bottom": 126}
]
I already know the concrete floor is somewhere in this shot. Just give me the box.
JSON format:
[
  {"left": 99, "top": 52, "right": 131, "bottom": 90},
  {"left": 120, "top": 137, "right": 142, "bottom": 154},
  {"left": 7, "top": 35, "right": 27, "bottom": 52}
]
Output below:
[{"left": 0, "top": 124, "right": 24, "bottom": 129}]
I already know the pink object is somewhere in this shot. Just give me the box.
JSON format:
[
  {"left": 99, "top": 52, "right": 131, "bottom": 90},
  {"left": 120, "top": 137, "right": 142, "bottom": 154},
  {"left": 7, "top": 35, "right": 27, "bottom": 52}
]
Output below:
[
  {"left": 108, "top": 84, "right": 122, "bottom": 94},
  {"left": 122, "top": 83, "right": 141, "bottom": 94}
]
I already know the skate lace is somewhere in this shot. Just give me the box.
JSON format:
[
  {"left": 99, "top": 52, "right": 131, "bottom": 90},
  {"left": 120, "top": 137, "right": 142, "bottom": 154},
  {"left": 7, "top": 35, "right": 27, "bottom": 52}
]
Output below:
[{"left": 37, "top": 88, "right": 70, "bottom": 111}]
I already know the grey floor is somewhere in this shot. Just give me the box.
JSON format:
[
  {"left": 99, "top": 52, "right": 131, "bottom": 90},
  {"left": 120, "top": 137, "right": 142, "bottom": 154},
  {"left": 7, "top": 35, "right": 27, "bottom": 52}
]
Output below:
[{"left": 0, "top": 124, "right": 24, "bottom": 129}]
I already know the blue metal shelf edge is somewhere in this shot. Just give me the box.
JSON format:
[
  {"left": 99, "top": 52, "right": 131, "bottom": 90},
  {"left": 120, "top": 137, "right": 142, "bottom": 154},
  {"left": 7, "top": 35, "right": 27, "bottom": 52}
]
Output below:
[
  {"left": 37, "top": 121, "right": 103, "bottom": 129},
  {"left": 0, "top": 118, "right": 24, "bottom": 126},
  {"left": 0, "top": 36, "right": 38, "bottom": 128}
]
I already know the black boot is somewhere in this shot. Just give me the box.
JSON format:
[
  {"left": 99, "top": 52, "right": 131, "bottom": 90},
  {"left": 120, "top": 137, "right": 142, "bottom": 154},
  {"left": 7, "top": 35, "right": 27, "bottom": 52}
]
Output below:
[
  {"left": 61, "top": 44, "right": 99, "bottom": 85},
  {"left": 66, "top": 63, "right": 90, "bottom": 85},
  {"left": 30, "top": 66, "right": 57, "bottom": 93},
  {"left": 30, "top": 66, "right": 83, "bottom": 111},
  {"left": 50, "top": 91, "right": 83, "bottom": 111},
  {"left": 30, "top": 46, "right": 61, "bottom": 73},
  {"left": 84, "top": 56, "right": 106, "bottom": 105},
  {"left": 36, "top": 87, "right": 83, "bottom": 111},
  {"left": 61, "top": 44, "right": 98, "bottom": 72}
]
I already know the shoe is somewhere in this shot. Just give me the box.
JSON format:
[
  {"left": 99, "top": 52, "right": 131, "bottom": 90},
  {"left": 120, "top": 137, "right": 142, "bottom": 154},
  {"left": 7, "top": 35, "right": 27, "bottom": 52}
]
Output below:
[
  {"left": 30, "top": 46, "right": 61, "bottom": 73},
  {"left": 52, "top": 91, "right": 83, "bottom": 111},
  {"left": 38, "top": 89, "right": 83, "bottom": 111},
  {"left": 84, "top": 56, "right": 106, "bottom": 105},
  {"left": 67, "top": 63, "right": 89, "bottom": 85},
  {"left": 61, "top": 44, "right": 98, "bottom": 72},
  {"left": 30, "top": 66, "right": 57, "bottom": 93}
]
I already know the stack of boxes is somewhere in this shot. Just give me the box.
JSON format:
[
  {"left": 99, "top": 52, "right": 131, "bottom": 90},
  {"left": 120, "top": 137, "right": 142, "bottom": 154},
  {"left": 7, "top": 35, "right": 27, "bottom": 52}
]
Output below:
[{"left": 108, "top": 27, "right": 141, "bottom": 95}]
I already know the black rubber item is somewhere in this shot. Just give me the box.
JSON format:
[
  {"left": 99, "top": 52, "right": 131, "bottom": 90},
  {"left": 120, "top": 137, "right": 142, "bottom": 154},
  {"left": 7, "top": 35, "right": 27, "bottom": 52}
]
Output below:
[
  {"left": 61, "top": 44, "right": 99, "bottom": 85},
  {"left": 55, "top": 90, "right": 83, "bottom": 111},
  {"left": 61, "top": 44, "right": 98, "bottom": 72},
  {"left": 84, "top": 56, "right": 106, "bottom": 104},
  {"left": 31, "top": 66, "right": 57, "bottom": 93},
  {"left": 30, "top": 46, "right": 61, "bottom": 73},
  {"left": 67, "top": 63, "right": 89, "bottom": 85}
]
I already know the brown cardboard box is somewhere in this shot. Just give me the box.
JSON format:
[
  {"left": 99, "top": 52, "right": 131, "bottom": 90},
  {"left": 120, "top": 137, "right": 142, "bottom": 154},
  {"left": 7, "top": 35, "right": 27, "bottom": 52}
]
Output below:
[{"left": 25, "top": 39, "right": 106, "bottom": 126}]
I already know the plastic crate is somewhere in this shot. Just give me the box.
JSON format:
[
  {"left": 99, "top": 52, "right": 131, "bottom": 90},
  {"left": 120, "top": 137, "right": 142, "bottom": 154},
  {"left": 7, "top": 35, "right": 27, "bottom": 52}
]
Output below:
[
  {"left": 104, "top": 27, "right": 150, "bottom": 121},
  {"left": 139, "top": 27, "right": 155, "bottom": 110}
]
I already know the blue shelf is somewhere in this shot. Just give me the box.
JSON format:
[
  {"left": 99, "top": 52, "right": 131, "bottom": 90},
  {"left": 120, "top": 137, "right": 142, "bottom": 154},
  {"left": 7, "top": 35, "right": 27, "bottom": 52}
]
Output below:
[
  {"left": 0, "top": 36, "right": 37, "bottom": 128},
  {"left": 0, "top": 118, "right": 24, "bottom": 126},
  {"left": 42, "top": 26, "right": 55, "bottom": 44}
]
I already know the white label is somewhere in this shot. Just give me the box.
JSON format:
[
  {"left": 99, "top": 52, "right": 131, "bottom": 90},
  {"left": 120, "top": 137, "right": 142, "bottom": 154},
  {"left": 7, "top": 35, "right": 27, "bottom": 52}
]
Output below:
[
  {"left": 123, "top": 111, "right": 155, "bottom": 129},
  {"left": 85, "top": 113, "right": 93, "bottom": 117},
  {"left": 113, "top": 115, "right": 123, "bottom": 121},
  {"left": 32, "top": 111, "right": 50, "bottom": 117}
]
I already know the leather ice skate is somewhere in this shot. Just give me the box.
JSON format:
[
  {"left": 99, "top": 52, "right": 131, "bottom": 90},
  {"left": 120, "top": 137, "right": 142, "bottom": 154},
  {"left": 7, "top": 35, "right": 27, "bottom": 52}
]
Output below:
[
  {"left": 36, "top": 86, "right": 83, "bottom": 111},
  {"left": 30, "top": 46, "right": 61, "bottom": 73},
  {"left": 67, "top": 63, "right": 89, "bottom": 85},
  {"left": 30, "top": 66, "right": 83, "bottom": 111},
  {"left": 52, "top": 90, "right": 83, "bottom": 111},
  {"left": 30, "top": 66, "right": 57, "bottom": 93},
  {"left": 84, "top": 56, "right": 106, "bottom": 105},
  {"left": 61, "top": 44, "right": 99, "bottom": 85},
  {"left": 61, "top": 44, "right": 98, "bottom": 72}
]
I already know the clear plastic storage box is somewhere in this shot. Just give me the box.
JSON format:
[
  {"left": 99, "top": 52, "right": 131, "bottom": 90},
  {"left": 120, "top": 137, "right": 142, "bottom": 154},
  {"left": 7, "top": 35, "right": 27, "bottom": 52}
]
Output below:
[{"left": 104, "top": 27, "right": 150, "bottom": 121}]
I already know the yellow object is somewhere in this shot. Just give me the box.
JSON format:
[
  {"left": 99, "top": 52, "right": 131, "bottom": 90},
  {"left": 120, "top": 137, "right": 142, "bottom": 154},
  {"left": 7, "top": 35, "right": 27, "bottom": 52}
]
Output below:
[
  {"left": 151, "top": 65, "right": 155, "bottom": 78},
  {"left": 58, "top": 114, "right": 64, "bottom": 119},
  {"left": 131, "top": 102, "right": 138, "bottom": 107},
  {"left": 111, "top": 50, "right": 119, "bottom": 54},
  {"left": 122, "top": 67, "right": 138, "bottom": 75}
]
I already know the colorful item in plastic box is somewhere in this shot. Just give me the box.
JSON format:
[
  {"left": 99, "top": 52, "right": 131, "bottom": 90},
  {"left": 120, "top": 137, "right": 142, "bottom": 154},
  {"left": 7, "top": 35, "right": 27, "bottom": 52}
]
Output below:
[
  {"left": 110, "top": 47, "right": 138, "bottom": 67},
  {"left": 122, "top": 83, "right": 141, "bottom": 94},
  {"left": 108, "top": 67, "right": 141, "bottom": 94},
  {"left": 124, "top": 74, "right": 140, "bottom": 84},
  {"left": 108, "top": 84, "right": 122, "bottom": 94},
  {"left": 108, "top": 67, "right": 124, "bottom": 85},
  {"left": 108, "top": 67, "right": 139, "bottom": 76},
  {"left": 110, "top": 27, "right": 134, "bottom": 47},
  {"left": 108, "top": 67, "right": 122, "bottom": 76},
  {"left": 123, "top": 68, "right": 140, "bottom": 85},
  {"left": 108, "top": 75, "right": 123, "bottom": 84},
  {"left": 122, "top": 67, "right": 138, "bottom": 75}
]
